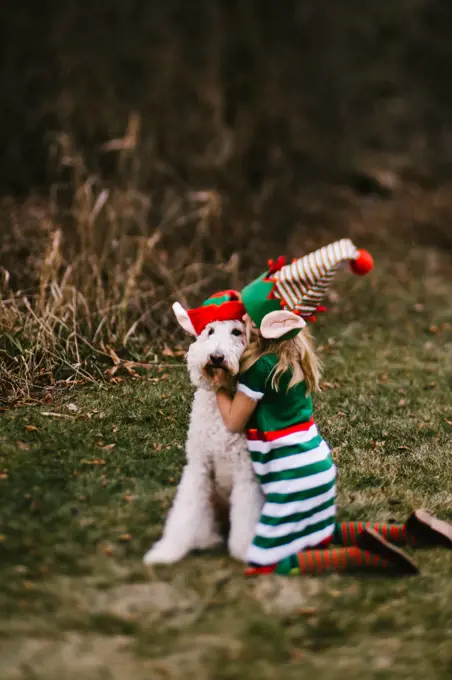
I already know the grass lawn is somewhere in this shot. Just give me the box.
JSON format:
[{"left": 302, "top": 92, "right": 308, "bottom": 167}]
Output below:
[{"left": 1, "top": 248, "right": 452, "bottom": 680}]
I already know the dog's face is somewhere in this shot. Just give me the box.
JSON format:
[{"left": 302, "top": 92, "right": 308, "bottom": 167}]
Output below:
[{"left": 186, "top": 319, "right": 247, "bottom": 389}]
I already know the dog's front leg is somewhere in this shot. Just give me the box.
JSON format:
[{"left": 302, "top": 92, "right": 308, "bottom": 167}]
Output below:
[
  {"left": 228, "top": 471, "right": 264, "bottom": 562},
  {"left": 143, "top": 463, "right": 221, "bottom": 565}
]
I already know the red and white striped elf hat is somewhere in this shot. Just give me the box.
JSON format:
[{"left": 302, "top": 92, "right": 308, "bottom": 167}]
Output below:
[
  {"left": 241, "top": 238, "right": 373, "bottom": 339},
  {"left": 273, "top": 238, "right": 373, "bottom": 319}
]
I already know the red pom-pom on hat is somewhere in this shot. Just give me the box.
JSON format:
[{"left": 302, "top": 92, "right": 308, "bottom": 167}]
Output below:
[{"left": 350, "top": 249, "right": 374, "bottom": 276}]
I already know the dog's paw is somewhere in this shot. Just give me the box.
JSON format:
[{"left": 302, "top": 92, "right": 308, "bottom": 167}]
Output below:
[
  {"left": 228, "top": 535, "right": 251, "bottom": 562},
  {"left": 143, "top": 540, "right": 188, "bottom": 565}
]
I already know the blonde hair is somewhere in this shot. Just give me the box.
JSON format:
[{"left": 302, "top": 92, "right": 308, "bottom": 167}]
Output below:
[{"left": 241, "top": 322, "right": 321, "bottom": 394}]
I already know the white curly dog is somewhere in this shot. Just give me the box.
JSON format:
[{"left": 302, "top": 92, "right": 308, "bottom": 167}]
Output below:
[{"left": 143, "top": 304, "right": 264, "bottom": 565}]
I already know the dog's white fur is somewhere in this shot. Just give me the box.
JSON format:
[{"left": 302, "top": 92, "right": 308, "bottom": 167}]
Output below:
[{"left": 143, "top": 319, "right": 264, "bottom": 564}]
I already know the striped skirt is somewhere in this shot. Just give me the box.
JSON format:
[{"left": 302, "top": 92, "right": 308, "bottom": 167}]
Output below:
[{"left": 246, "top": 418, "right": 336, "bottom": 566}]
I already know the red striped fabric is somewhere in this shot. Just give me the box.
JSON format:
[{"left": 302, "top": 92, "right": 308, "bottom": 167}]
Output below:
[{"left": 246, "top": 418, "right": 315, "bottom": 442}]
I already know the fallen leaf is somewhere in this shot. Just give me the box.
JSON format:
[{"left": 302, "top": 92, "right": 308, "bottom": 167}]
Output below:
[
  {"left": 43, "top": 393, "right": 53, "bottom": 404},
  {"left": 80, "top": 459, "right": 105, "bottom": 465},
  {"left": 97, "top": 440, "right": 116, "bottom": 450},
  {"left": 0, "top": 472, "right": 9, "bottom": 480},
  {"left": 0, "top": 535, "right": 5, "bottom": 541},
  {"left": 123, "top": 494, "right": 136, "bottom": 503},
  {"left": 123, "top": 362, "right": 139, "bottom": 377},
  {"left": 427, "top": 325, "right": 439, "bottom": 334},
  {"left": 119, "top": 533, "right": 132, "bottom": 542},
  {"left": 291, "top": 649, "right": 305, "bottom": 662},
  {"left": 297, "top": 607, "right": 317, "bottom": 616},
  {"left": 17, "top": 441, "right": 30, "bottom": 451},
  {"left": 25, "top": 425, "right": 38, "bottom": 432},
  {"left": 41, "top": 412, "right": 74, "bottom": 419},
  {"left": 398, "top": 445, "right": 410, "bottom": 451},
  {"left": 23, "top": 581, "right": 34, "bottom": 590},
  {"left": 112, "top": 424, "right": 119, "bottom": 433},
  {"left": 328, "top": 589, "right": 341, "bottom": 598},
  {"left": 398, "top": 399, "right": 406, "bottom": 407},
  {"left": 101, "top": 545, "right": 114, "bottom": 556},
  {"left": 66, "top": 403, "right": 78, "bottom": 412},
  {"left": 105, "top": 365, "right": 119, "bottom": 377},
  {"left": 108, "top": 347, "right": 121, "bottom": 365},
  {"left": 445, "top": 420, "right": 452, "bottom": 427}
]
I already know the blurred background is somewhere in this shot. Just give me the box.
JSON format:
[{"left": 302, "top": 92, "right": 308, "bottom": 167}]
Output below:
[{"left": 1, "top": 0, "right": 452, "bottom": 400}]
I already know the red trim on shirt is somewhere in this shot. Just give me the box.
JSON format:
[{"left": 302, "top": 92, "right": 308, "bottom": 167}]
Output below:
[{"left": 246, "top": 418, "right": 315, "bottom": 442}]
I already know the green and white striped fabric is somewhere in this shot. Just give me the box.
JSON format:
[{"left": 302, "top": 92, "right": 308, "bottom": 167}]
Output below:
[{"left": 238, "top": 354, "right": 336, "bottom": 565}]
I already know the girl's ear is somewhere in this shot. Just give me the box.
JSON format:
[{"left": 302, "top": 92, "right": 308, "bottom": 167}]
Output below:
[
  {"left": 172, "top": 302, "right": 197, "bottom": 336},
  {"left": 260, "top": 310, "right": 306, "bottom": 339}
]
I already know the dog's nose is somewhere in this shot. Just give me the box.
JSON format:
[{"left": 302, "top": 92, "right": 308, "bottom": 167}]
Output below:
[{"left": 209, "top": 353, "right": 225, "bottom": 366}]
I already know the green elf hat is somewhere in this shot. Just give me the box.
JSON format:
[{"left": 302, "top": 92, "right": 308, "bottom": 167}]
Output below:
[
  {"left": 173, "top": 290, "right": 246, "bottom": 336},
  {"left": 241, "top": 238, "right": 374, "bottom": 339}
]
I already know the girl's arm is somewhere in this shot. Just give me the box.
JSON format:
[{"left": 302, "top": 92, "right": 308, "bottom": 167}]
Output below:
[{"left": 215, "top": 388, "right": 257, "bottom": 434}]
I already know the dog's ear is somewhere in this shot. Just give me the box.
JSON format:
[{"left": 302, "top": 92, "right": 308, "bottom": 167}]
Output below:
[
  {"left": 260, "top": 310, "right": 306, "bottom": 339},
  {"left": 173, "top": 302, "right": 197, "bottom": 336}
]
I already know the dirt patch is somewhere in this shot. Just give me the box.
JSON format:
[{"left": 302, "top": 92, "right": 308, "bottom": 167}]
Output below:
[{"left": 250, "top": 575, "right": 320, "bottom": 616}]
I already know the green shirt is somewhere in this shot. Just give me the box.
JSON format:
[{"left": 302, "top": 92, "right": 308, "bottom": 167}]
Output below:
[{"left": 239, "top": 354, "right": 313, "bottom": 434}]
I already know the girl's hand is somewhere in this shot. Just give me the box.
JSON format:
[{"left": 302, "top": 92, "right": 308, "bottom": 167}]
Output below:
[{"left": 211, "top": 369, "right": 229, "bottom": 390}]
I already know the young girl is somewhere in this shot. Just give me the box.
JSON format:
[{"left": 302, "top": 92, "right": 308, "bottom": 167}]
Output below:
[{"left": 213, "top": 240, "right": 452, "bottom": 575}]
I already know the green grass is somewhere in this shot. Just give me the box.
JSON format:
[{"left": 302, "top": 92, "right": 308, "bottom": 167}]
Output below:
[{"left": 1, "top": 250, "right": 452, "bottom": 679}]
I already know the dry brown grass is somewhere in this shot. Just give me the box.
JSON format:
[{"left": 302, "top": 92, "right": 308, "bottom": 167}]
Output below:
[{"left": 0, "top": 130, "right": 246, "bottom": 404}]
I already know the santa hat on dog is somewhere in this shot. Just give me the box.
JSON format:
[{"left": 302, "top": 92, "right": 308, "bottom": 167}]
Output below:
[
  {"left": 241, "top": 238, "right": 373, "bottom": 339},
  {"left": 173, "top": 290, "right": 245, "bottom": 336}
]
